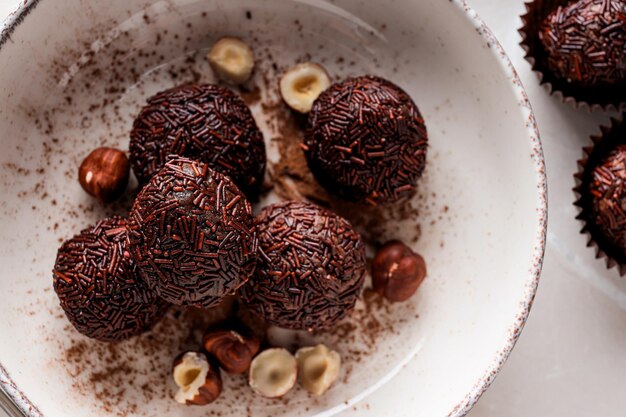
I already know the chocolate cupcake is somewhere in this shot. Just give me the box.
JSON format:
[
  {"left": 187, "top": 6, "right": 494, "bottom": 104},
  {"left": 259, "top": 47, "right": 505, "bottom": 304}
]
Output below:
[
  {"left": 127, "top": 157, "right": 258, "bottom": 308},
  {"left": 238, "top": 201, "right": 366, "bottom": 331},
  {"left": 304, "top": 75, "right": 428, "bottom": 206},
  {"left": 52, "top": 217, "right": 168, "bottom": 342},
  {"left": 574, "top": 116, "right": 626, "bottom": 275},
  {"left": 521, "top": 0, "right": 626, "bottom": 110},
  {"left": 130, "top": 83, "right": 266, "bottom": 200}
]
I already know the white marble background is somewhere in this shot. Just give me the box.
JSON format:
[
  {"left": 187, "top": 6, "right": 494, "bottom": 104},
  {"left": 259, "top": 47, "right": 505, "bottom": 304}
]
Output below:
[{"left": 1, "top": 1, "right": 625, "bottom": 416}]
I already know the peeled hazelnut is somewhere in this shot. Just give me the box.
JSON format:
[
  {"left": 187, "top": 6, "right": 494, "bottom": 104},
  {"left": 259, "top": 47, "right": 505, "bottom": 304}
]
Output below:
[
  {"left": 172, "top": 351, "right": 222, "bottom": 405},
  {"left": 371, "top": 240, "right": 427, "bottom": 302},
  {"left": 78, "top": 147, "right": 130, "bottom": 203},
  {"left": 203, "top": 327, "right": 260, "bottom": 374},
  {"left": 208, "top": 37, "right": 255, "bottom": 84},
  {"left": 279, "top": 62, "right": 330, "bottom": 113},
  {"left": 249, "top": 348, "right": 297, "bottom": 398},
  {"left": 295, "top": 344, "right": 341, "bottom": 396}
]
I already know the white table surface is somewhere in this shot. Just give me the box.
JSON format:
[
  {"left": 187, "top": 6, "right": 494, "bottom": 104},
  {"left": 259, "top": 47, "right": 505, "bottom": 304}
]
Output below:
[{"left": 2, "top": 1, "right": 625, "bottom": 416}]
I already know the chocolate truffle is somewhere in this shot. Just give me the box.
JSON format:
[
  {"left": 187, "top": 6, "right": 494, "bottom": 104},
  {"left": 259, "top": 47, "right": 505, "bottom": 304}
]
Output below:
[
  {"left": 304, "top": 75, "right": 428, "bottom": 206},
  {"left": 587, "top": 144, "right": 626, "bottom": 253},
  {"left": 238, "top": 201, "right": 366, "bottom": 330},
  {"left": 128, "top": 157, "right": 257, "bottom": 309},
  {"left": 52, "top": 217, "right": 167, "bottom": 342},
  {"left": 130, "top": 83, "right": 266, "bottom": 199},
  {"left": 539, "top": 0, "right": 626, "bottom": 87}
]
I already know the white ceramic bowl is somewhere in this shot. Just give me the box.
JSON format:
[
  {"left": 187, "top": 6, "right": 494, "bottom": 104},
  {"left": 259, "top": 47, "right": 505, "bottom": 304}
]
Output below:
[{"left": 0, "top": 1, "right": 546, "bottom": 416}]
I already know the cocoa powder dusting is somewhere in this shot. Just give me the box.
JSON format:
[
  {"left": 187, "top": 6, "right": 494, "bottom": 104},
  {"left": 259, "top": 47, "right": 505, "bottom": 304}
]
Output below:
[
  {"left": 60, "top": 299, "right": 237, "bottom": 416},
  {"left": 263, "top": 101, "right": 333, "bottom": 207},
  {"left": 56, "top": 286, "right": 407, "bottom": 416}
]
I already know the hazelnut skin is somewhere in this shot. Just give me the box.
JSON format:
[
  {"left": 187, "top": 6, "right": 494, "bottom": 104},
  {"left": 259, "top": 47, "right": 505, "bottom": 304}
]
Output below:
[
  {"left": 78, "top": 147, "right": 130, "bottom": 203},
  {"left": 371, "top": 240, "right": 426, "bottom": 302},
  {"left": 202, "top": 326, "right": 260, "bottom": 374}
]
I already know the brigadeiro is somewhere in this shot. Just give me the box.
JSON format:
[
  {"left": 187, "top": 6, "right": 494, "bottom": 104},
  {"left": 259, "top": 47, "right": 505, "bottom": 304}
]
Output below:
[
  {"left": 303, "top": 75, "right": 428, "bottom": 206},
  {"left": 238, "top": 201, "right": 366, "bottom": 331},
  {"left": 575, "top": 116, "right": 626, "bottom": 275},
  {"left": 127, "top": 157, "right": 258, "bottom": 308},
  {"left": 521, "top": 0, "right": 626, "bottom": 109},
  {"left": 129, "top": 83, "right": 266, "bottom": 200},
  {"left": 52, "top": 217, "right": 168, "bottom": 342}
]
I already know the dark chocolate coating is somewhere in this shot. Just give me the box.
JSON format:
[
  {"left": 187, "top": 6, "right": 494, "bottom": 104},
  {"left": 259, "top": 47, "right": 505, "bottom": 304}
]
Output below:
[
  {"left": 304, "top": 75, "right": 428, "bottom": 206},
  {"left": 127, "top": 157, "right": 257, "bottom": 309},
  {"left": 130, "top": 83, "right": 266, "bottom": 200},
  {"left": 52, "top": 217, "right": 167, "bottom": 342},
  {"left": 238, "top": 201, "right": 366, "bottom": 330},
  {"left": 588, "top": 144, "right": 626, "bottom": 253},
  {"left": 539, "top": 0, "right": 626, "bottom": 87}
]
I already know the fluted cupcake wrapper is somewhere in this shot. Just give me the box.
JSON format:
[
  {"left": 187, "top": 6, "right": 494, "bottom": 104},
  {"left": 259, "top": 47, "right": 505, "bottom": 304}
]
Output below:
[
  {"left": 574, "top": 115, "right": 626, "bottom": 276},
  {"left": 519, "top": 0, "right": 626, "bottom": 112}
]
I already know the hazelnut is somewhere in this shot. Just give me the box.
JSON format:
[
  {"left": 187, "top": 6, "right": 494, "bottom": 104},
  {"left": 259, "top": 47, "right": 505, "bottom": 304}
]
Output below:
[
  {"left": 279, "top": 62, "right": 330, "bottom": 113},
  {"left": 208, "top": 37, "right": 255, "bottom": 85},
  {"left": 295, "top": 344, "right": 341, "bottom": 396},
  {"left": 172, "top": 351, "right": 222, "bottom": 405},
  {"left": 202, "top": 327, "right": 260, "bottom": 374},
  {"left": 78, "top": 147, "right": 130, "bottom": 203},
  {"left": 248, "top": 348, "right": 297, "bottom": 398},
  {"left": 371, "top": 240, "right": 427, "bottom": 302}
]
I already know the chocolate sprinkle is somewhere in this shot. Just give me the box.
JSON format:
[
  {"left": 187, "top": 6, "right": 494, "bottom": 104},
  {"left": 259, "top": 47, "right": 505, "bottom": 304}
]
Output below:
[
  {"left": 304, "top": 75, "right": 428, "bottom": 206},
  {"left": 238, "top": 201, "right": 366, "bottom": 330},
  {"left": 127, "top": 157, "right": 257, "bottom": 309},
  {"left": 588, "top": 144, "right": 626, "bottom": 253},
  {"left": 129, "top": 83, "right": 266, "bottom": 200},
  {"left": 52, "top": 217, "right": 168, "bottom": 342},
  {"left": 539, "top": 0, "right": 626, "bottom": 87}
]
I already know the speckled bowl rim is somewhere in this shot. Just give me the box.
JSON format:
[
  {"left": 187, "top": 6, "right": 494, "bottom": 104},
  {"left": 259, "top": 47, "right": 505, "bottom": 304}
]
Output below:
[{"left": 0, "top": 1, "right": 547, "bottom": 416}]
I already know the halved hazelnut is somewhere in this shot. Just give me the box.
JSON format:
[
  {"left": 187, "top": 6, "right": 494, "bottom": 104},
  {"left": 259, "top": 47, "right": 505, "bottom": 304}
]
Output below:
[
  {"left": 279, "top": 62, "right": 330, "bottom": 113},
  {"left": 203, "top": 327, "right": 260, "bottom": 374},
  {"left": 248, "top": 348, "right": 297, "bottom": 398},
  {"left": 295, "top": 344, "right": 341, "bottom": 396},
  {"left": 172, "top": 351, "right": 222, "bottom": 405},
  {"left": 208, "top": 37, "right": 255, "bottom": 85}
]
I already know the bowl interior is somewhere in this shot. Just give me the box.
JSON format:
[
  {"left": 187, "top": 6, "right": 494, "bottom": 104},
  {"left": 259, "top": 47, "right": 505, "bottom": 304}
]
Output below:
[{"left": 0, "top": 0, "right": 544, "bottom": 416}]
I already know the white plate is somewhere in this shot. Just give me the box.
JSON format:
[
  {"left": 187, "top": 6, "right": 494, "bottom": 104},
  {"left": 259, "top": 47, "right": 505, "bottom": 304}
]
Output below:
[{"left": 0, "top": 1, "right": 546, "bottom": 416}]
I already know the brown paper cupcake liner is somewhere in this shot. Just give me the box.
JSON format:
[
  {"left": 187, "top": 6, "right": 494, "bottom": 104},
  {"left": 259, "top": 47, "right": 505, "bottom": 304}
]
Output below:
[
  {"left": 520, "top": 0, "right": 626, "bottom": 112},
  {"left": 574, "top": 115, "right": 626, "bottom": 275}
]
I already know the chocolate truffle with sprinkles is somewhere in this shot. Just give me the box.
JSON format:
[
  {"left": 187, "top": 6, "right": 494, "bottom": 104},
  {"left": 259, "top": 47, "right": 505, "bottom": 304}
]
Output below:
[
  {"left": 238, "top": 201, "right": 366, "bottom": 330},
  {"left": 539, "top": 0, "right": 626, "bottom": 87},
  {"left": 128, "top": 157, "right": 257, "bottom": 309},
  {"left": 587, "top": 144, "right": 626, "bottom": 256},
  {"left": 304, "top": 75, "right": 428, "bottom": 206},
  {"left": 52, "top": 217, "right": 168, "bottom": 342},
  {"left": 130, "top": 83, "right": 266, "bottom": 199}
]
